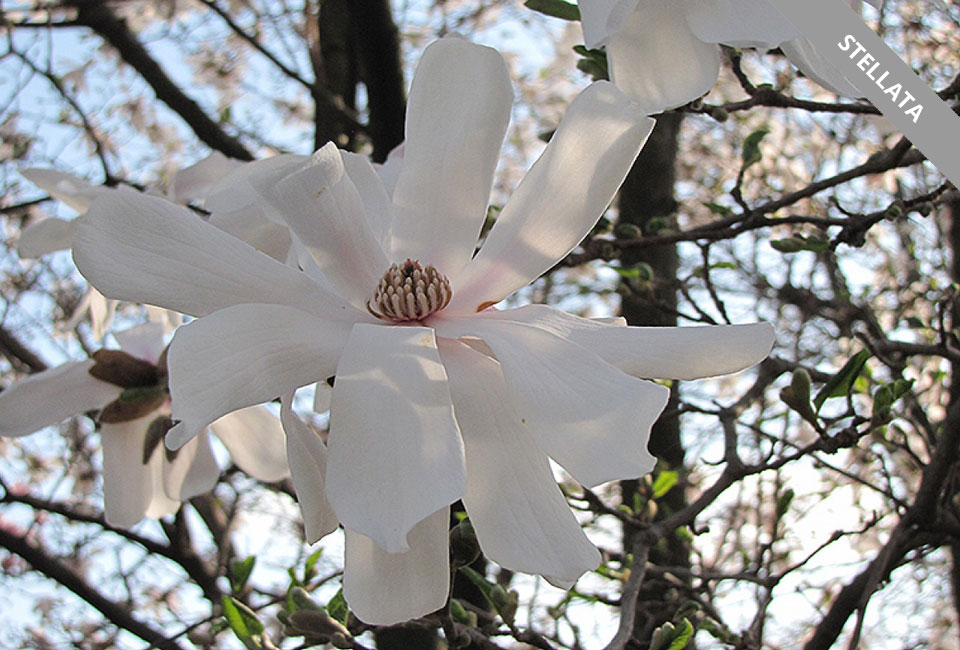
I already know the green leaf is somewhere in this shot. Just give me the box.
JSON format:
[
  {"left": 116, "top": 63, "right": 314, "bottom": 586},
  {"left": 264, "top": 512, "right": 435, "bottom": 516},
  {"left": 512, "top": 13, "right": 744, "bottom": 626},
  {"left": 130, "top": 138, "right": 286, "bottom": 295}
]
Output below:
[
  {"left": 666, "top": 618, "right": 695, "bottom": 650},
  {"left": 459, "top": 566, "right": 519, "bottom": 624},
  {"left": 702, "top": 201, "right": 733, "bottom": 217},
  {"left": 813, "top": 350, "right": 871, "bottom": 412},
  {"left": 221, "top": 596, "right": 264, "bottom": 649},
  {"left": 229, "top": 556, "right": 256, "bottom": 593},
  {"left": 327, "top": 589, "right": 350, "bottom": 625},
  {"left": 652, "top": 471, "right": 678, "bottom": 498},
  {"left": 776, "top": 488, "right": 795, "bottom": 517},
  {"left": 459, "top": 566, "right": 497, "bottom": 602},
  {"left": 771, "top": 235, "right": 830, "bottom": 254},
  {"left": 303, "top": 548, "right": 323, "bottom": 582},
  {"left": 524, "top": 0, "right": 580, "bottom": 20},
  {"left": 770, "top": 238, "right": 804, "bottom": 253},
  {"left": 741, "top": 128, "right": 770, "bottom": 171}
]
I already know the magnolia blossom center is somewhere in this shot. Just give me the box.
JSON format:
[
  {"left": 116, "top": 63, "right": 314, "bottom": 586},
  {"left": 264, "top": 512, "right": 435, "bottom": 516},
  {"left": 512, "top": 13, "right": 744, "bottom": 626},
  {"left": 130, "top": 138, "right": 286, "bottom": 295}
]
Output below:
[{"left": 367, "top": 259, "right": 452, "bottom": 322}]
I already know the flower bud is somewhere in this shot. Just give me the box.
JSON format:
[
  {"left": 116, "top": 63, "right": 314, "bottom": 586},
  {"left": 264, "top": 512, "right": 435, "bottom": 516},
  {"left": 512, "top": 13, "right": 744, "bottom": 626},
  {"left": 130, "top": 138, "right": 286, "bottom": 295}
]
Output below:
[{"left": 450, "top": 519, "right": 481, "bottom": 569}]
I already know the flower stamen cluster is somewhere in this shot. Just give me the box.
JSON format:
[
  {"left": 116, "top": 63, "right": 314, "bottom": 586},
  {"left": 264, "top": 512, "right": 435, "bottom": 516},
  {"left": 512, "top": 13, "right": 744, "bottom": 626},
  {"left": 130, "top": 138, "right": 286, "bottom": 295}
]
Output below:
[{"left": 367, "top": 259, "right": 452, "bottom": 322}]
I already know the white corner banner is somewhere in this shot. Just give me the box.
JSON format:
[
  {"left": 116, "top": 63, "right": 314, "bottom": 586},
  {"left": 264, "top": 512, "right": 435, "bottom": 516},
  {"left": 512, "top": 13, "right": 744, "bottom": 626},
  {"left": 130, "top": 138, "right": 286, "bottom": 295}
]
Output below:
[{"left": 766, "top": 0, "right": 960, "bottom": 189}]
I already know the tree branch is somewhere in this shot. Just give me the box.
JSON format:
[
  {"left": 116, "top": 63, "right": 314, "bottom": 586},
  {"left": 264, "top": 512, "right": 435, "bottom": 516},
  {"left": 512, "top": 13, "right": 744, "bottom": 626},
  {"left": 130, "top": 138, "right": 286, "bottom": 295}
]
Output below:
[
  {"left": 66, "top": 0, "right": 253, "bottom": 160},
  {"left": 0, "top": 523, "right": 188, "bottom": 650}
]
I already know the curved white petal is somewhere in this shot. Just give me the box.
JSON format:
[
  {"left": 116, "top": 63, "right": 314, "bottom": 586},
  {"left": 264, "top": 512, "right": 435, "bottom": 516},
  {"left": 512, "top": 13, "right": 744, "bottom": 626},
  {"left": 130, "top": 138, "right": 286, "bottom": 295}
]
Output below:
[
  {"left": 210, "top": 406, "right": 290, "bottom": 482},
  {"left": 681, "top": 0, "right": 798, "bottom": 49},
  {"left": 172, "top": 152, "right": 244, "bottom": 204},
  {"left": 440, "top": 340, "right": 600, "bottom": 582},
  {"left": 0, "top": 360, "right": 119, "bottom": 438},
  {"left": 166, "top": 303, "right": 351, "bottom": 449},
  {"left": 263, "top": 143, "right": 389, "bottom": 304},
  {"left": 163, "top": 429, "right": 221, "bottom": 500},
  {"left": 606, "top": 0, "right": 721, "bottom": 113},
  {"left": 578, "top": 0, "right": 639, "bottom": 48},
  {"left": 18, "top": 218, "right": 76, "bottom": 258},
  {"left": 342, "top": 151, "right": 395, "bottom": 250},
  {"left": 326, "top": 324, "right": 465, "bottom": 553},
  {"left": 447, "top": 82, "right": 655, "bottom": 314},
  {"left": 73, "top": 191, "right": 352, "bottom": 319},
  {"left": 20, "top": 169, "right": 111, "bottom": 213},
  {"left": 781, "top": 37, "right": 862, "bottom": 97},
  {"left": 432, "top": 316, "right": 667, "bottom": 488},
  {"left": 114, "top": 322, "right": 166, "bottom": 364},
  {"left": 343, "top": 507, "right": 450, "bottom": 625},
  {"left": 388, "top": 38, "right": 513, "bottom": 281},
  {"left": 471, "top": 305, "right": 775, "bottom": 380},
  {"left": 101, "top": 416, "right": 155, "bottom": 527},
  {"left": 280, "top": 394, "right": 339, "bottom": 543}
]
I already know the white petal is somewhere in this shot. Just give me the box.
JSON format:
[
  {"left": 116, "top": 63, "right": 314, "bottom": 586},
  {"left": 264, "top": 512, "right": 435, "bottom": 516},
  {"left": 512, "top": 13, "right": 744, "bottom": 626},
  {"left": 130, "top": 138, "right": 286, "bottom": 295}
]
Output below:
[
  {"left": 20, "top": 168, "right": 111, "bottom": 213},
  {"left": 206, "top": 154, "right": 310, "bottom": 216},
  {"left": 0, "top": 360, "right": 119, "bottom": 438},
  {"left": 87, "top": 290, "right": 116, "bottom": 341},
  {"left": 341, "top": 151, "right": 395, "bottom": 250},
  {"left": 101, "top": 416, "right": 155, "bottom": 527},
  {"left": 171, "top": 152, "right": 243, "bottom": 204},
  {"left": 18, "top": 218, "right": 76, "bottom": 258},
  {"left": 163, "top": 429, "right": 221, "bottom": 500},
  {"left": 166, "top": 304, "right": 351, "bottom": 449},
  {"left": 210, "top": 406, "right": 290, "bottom": 482},
  {"left": 374, "top": 143, "right": 404, "bottom": 199},
  {"left": 388, "top": 38, "right": 513, "bottom": 281},
  {"left": 73, "top": 191, "right": 352, "bottom": 319},
  {"left": 313, "top": 381, "right": 332, "bottom": 413},
  {"left": 280, "top": 394, "right": 339, "bottom": 543},
  {"left": 114, "top": 322, "right": 166, "bottom": 364},
  {"left": 470, "top": 305, "right": 775, "bottom": 380},
  {"left": 343, "top": 507, "right": 450, "bottom": 625},
  {"left": 681, "top": 0, "right": 799, "bottom": 49},
  {"left": 207, "top": 208, "right": 292, "bottom": 263},
  {"left": 263, "top": 143, "right": 389, "bottom": 304},
  {"left": 578, "top": 0, "right": 639, "bottom": 48},
  {"left": 432, "top": 316, "right": 667, "bottom": 488},
  {"left": 326, "top": 324, "right": 465, "bottom": 553},
  {"left": 606, "top": 0, "right": 721, "bottom": 113},
  {"left": 144, "top": 451, "right": 180, "bottom": 520},
  {"left": 447, "top": 82, "right": 655, "bottom": 314},
  {"left": 145, "top": 306, "right": 182, "bottom": 335},
  {"left": 440, "top": 339, "right": 600, "bottom": 582},
  {"left": 781, "top": 37, "right": 862, "bottom": 96}
]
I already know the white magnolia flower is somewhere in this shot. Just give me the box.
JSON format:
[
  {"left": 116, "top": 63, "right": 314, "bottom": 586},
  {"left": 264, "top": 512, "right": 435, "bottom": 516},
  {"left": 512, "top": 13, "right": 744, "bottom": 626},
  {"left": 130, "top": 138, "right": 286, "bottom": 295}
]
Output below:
[
  {"left": 0, "top": 322, "right": 289, "bottom": 527},
  {"left": 18, "top": 153, "right": 294, "bottom": 338},
  {"left": 73, "top": 37, "right": 774, "bottom": 623},
  {"left": 17, "top": 153, "right": 240, "bottom": 260},
  {"left": 578, "top": 0, "right": 881, "bottom": 114}
]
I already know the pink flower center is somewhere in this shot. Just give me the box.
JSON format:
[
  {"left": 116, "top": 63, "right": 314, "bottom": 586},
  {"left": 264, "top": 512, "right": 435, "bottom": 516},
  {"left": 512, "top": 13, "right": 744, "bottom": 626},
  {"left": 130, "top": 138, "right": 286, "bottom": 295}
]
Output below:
[{"left": 367, "top": 259, "right": 452, "bottom": 322}]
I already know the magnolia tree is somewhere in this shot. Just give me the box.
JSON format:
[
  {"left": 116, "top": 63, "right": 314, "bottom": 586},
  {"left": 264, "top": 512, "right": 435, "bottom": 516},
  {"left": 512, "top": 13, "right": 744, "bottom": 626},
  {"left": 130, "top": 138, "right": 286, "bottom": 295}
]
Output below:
[{"left": 0, "top": 1, "right": 957, "bottom": 649}]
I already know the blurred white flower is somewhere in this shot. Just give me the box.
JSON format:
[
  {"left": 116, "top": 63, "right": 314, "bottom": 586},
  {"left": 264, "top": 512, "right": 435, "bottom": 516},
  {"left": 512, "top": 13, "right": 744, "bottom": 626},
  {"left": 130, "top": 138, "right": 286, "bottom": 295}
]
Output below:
[
  {"left": 0, "top": 322, "right": 288, "bottom": 527},
  {"left": 578, "top": 0, "right": 881, "bottom": 114},
  {"left": 73, "top": 37, "right": 773, "bottom": 623}
]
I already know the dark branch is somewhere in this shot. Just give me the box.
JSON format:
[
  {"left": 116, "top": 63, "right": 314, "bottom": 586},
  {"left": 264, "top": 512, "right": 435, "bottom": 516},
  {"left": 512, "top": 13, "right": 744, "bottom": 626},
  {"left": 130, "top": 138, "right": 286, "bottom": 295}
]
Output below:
[
  {"left": 67, "top": 0, "right": 253, "bottom": 160},
  {"left": 0, "top": 523, "right": 188, "bottom": 650}
]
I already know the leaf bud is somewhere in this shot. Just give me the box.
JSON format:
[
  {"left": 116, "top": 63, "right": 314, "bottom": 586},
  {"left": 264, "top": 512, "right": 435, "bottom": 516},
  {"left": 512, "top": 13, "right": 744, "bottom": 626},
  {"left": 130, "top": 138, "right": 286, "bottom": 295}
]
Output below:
[{"left": 289, "top": 587, "right": 323, "bottom": 611}]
